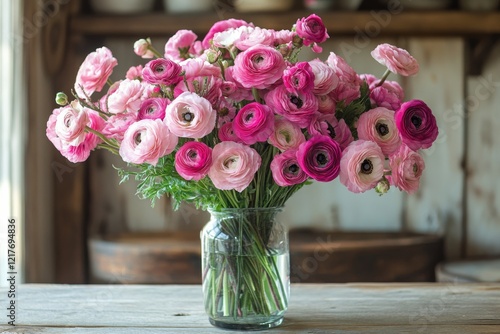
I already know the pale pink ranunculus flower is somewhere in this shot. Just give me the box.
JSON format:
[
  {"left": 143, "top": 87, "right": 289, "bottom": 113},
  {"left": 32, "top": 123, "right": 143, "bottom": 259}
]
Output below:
[
  {"left": 389, "top": 143, "right": 425, "bottom": 194},
  {"left": 175, "top": 141, "right": 212, "bottom": 181},
  {"left": 119, "top": 119, "right": 178, "bottom": 166},
  {"left": 164, "top": 91, "right": 216, "bottom": 138},
  {"left": 133, "top": 39, "right": 154, "bottom": 59},
  {"left": 371, "top": 43, "right": 419, "bottom": 77},
  {"left": 232, "top": 45, "right": 286, "bottom": 89},
  {"left": 202, "top": 18, "right": 253, "bottom": 49},
  {"left": 326, "top": 52, "right": 361, "bottom": 104},
  {"left": 180, "top": 58, "right": 221, "bottom": 79},
  {"left": 46, "top": 107, "right": 63, "bottom": 151},
  {"left": 357, "top": 107, "right": 401, "bottom": 156},
  {"left": 268, "top": 117, "right": 306, "bottom": 152},
  {"left": 309, "top": 59, "right": 339, "bottom": 95},
  {"left": 107, "top": 79, "right": 144, "bottom": 114},
  {"left": 164, "top": 30, "right": 199, "bottom": 61},
  {"left": 212, "top": 26, "right": 250, "bottom": 49},
  {"left": 75, "top": 46, "right": 117, "bottom": 98},
  {"left": 234, "top": 27, "right": 275, "bottom": 51},
  {"left": 126, "top": 65, "right": 143, "bottom": 80},
  {"left": 60, "top": 110, "right": 105, "bottom": 163},
  {"left": 273, "top": 29, "right": 295, "bottom": 45},
  {"left": 102, "top": 112, "right": 138, "bottom": 142},
  {"left": 208, "top": 141, "right": 261, "bottom": 192},
  {"left": 316, "top": 94, "right": 336, "bottom": 114},
  {"left": 99, "top": 80, "right": 121, "bottom": 113},
  {"left": 54, "top": 101, "right": 89, "bottom": 146},
  {"left": 339, "top": 140, "right": 385, "bottom": 193}
]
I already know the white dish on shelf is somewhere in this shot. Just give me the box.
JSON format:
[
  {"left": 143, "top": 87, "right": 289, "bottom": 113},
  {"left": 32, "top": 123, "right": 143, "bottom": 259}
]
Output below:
[
  {"left": 90, "top": 0, "right": 155, "bottom": 14},
  {"left": 234, "top": 0, "right": 294, "bottom": 12},
  {"left": 163, "top": 0, "right": 213, "bottom": 13}
]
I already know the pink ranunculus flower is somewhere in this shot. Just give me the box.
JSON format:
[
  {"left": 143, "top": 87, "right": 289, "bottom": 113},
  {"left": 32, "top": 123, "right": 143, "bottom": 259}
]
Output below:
[
  {"left": 126, "top": 65, "right": 143, "bottom": 80},
  {"left": 75, "top": 46, "right": 117, "bottom": 98},
  {"left": 164, "top": 30, "right": 198, "bottom": 61},
  {"left": 308, "top": 112, "right": 337, "bottom": 137},
  {"left": 180, "top": 58, "right": 221, "bottom": 79},
  {"left": 270, "top": 150, "right": 309, "bottom": 186},
  {"left": 102, "top": 112, "right": 138, "bottom": 142},
  {"left": 296, "top": 135, "right": 342, "bottom": 182},
  {"left": 295, "top": 14, "right": 329, "bottom": 46},
  {"left": 164, "top": 91, "right": 216, "bottom": 138},
  {"left": 217, "top": 100, "right": 236, "bottom": 126},
  {"left": 234, "top": 27, "right": 275, "bottom": 51},
  {"left": 316, "top": 94, "right": 336, "bottom": 114},
  {"left": 202, "top": 18, "right": 253, "bottom": 49},
  {"left": 133, "top": 39, "right": 154, "bottom": 59},
  {"left": 107, "top": 79, "right": 144, "bottom": 114},
  {"left": 309, "top": 59, "right": 339, "bottom": 95},
  {"left": 46, "top": 107, "right": 63, "bottom": 151},
  {"left": 175, "top": 141, "right": 212, "bottom": 181},
  {"left": 174, "top": 75, "right": 222, "bottom": 106},
  {"left": 54, "top": 102, "right": 89, "bottom": 146},
  {"left": 339, "top": 140, "right": 385, "bottom": 193},
  {"left": 232, "top": 45, "right": 287, "bottom": 89},
  {"left": 326, "top": 52, "right": 361, "bottom": 104},
  {"left": 265, "top": 85, "right": 318, "bottom": 128},
  {"left": 357, "top": 107, "right": 401, "bottom": 156},
  {"left": 371, "top": 43, "right": 419, "bottom": 77},
  {"left": 369, "top": 80, "right": 404, "bottom": 111},
  {"left": 360, "top": 73, "right": 378, "bottom": 86},
  {"left": 223, "top": 67, "right": 253, "bottom": 102},
  {"left": 218, "top": 122, "right": 241, "bottom": 142},
  {"left": 395, "top": 99, "right": 438, "bottom": 151},
  {"left": 283, "top": 62, "right": 315, "bottom": 94},
  {"left": 389, "top": 144, "right": 425, "bottom": 194},
  {"left": 119, "top": 119, "right": 178, "bottom": 166},
  {"left": 333, "top": 119, "right": 354, "bottom": 150},
  {"left": 138, "top": 98, "right": 169, "bottom": 120},
  {"left": 208, "top": 141, "right": 261, "bottom": 192},
  {"left": 232, "top": 102, "right": 274, "bottom": 145},
  {"left": 142, "top": 58, "right": 183, "bottom": 86},
  {"left": 274, "top": 29, "right": 295, "bottom": 45},
  {"left": 268, "top": 117, "right": 305, "bottom": 151},
  {"left": 60, "top": 110, "right": 105, "bottom": 163}
]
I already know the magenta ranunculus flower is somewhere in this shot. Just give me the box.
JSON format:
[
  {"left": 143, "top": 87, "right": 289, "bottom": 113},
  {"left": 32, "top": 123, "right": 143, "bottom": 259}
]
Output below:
[
  {"left": 119, "top": 119, "right": 178, "bottom": 166},
  {"left": 270, "top": 150, "right": 309, "bottom": 186},
  {"left": 283, "top": 62, "right": 315, "bottom": 94},
  {"left": 138, "top": 98, "right": 168, "bottom": 121},
  {"left": 142, "top": 58, "right": 183, "bottom": 86},
  {"left": 339, "top": 140, "right": 385, "bottom": 193},
  {"left": 54, "top": 102, "right": 89, "bottom": 147},
  {"left": 175, "top": 141, "right": 212, "bottom": 181},
  {"left": 164, "top": 30, "right": 198, "bottom": 61},
  {"left": 357, "top": 107, "right": 401, "bottom": 156},
  {"left": 268, "top": 117, "right": 305, "bottom": 151},
  {"left": 218, "top": 122, "right": 241, "bottom": 143},
  {"left": 208, "top": 141, "right": 261, "bottom": 192},
  {"left": 165, "top": 92, "right": 216, "bottom": 138},
  {"left": 265, "top": 85, "right": 318, "bottom": 128},
  {"left": 232, "top": 45, "right": 287, "bottom": 89},
  {"left": 395, "top": 99, "right": 438, "bottom": 151},
  {"left": 202, "top": 18, "right": 253, "bottom": 49},
  {"left": 295, "top": 14, "right": 329, "bottom": 46},
  {"left": 309, "top": 59, "right": 339, "bottom": 95},
  {"left": 107, "top": 79, "right": 144, "bottom": 114},
  {"left": 232, "top": 102, "right": 274, "bottom": 145},
  {"left": 371, "top": 43, "right": 419, "bottom": 77},
  {"left": 326, "top": 52, "right": 361, "bottom": 104},
  {"left": 296, "top": 135, "right": 342, "bottom": 182},
  {"left": 75, "top": 46, "right": 117, "bottom": 98},
  {"left": 389, "top": 144, "right": 425, "bottom": 194}
]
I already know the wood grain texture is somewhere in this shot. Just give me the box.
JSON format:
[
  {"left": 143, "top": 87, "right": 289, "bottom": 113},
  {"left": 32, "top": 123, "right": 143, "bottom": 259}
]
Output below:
[{"left": 0, "top": 284, "right": 499, "bottom": 333}]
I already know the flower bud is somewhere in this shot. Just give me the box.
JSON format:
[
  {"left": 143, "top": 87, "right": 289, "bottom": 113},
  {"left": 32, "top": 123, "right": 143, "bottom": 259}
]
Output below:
[
  {"left": 55, "top": 92, "right": 68, "bottom": 105},
  {"left": 375, "top": 177, "right": 390, "bottom": 195},
  {"left": 206, "top": 49, "right": 220, "bottom": 64}
]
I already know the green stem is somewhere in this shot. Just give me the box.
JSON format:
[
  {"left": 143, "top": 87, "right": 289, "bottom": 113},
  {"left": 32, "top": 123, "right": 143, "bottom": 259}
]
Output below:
[{"left": 377, "top": 68, "right": 392, "bottom": 87}]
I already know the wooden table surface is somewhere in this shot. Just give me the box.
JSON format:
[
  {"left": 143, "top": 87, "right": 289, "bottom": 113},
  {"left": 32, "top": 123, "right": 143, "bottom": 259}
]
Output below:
[{"left": 1, "top": 283, "right": 499, "bottom": 333}]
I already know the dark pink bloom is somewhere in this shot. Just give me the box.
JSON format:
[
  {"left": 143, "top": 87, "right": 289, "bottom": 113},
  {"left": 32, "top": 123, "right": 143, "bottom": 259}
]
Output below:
[
  {"left": 268, "top": 117, "right": 305, "bottom": 151},
  {"left": 232, "top": 102, "right": 274, "bottom": 145},
  {"left": 232, "top": 45, "right": 286, "bottom": 89},
  {"left": 339, "top": 140, "right": 385, "bottom": 193},
  {"left": 174, "top": 76, "right": 222, "bottom": 107},
  {"left": 218, "top": 122, "right": 241, "bottom": 143},
  {"left": 295, "top": 14, "right": 329, "bottom": 46},
  {"left": 202, "top": 18, "right": 253, "bottom": 49},
  {"left": 308, "top": 113, "right": 354, "bottom": 150},
  {"left": 389, "top": 144, "right": 425, "bottom": 194},
  {"left": 270, "top": 150, "right": 309, "bottom": 186},
  {"left": 138, "top": 98, "right": 168, "bottom": 120},
  {"left": 142, "top": 58, "right": 182, "bottom": 86},
  {"left": 175, "top": 141, "right": 212, "bottom": 181},
  {"left": 283, "top": 62, "right": 315, "bottom": 94},
  {"left": 395, "top": 100, "right": 438, "bottom": 151},
  {"left": 265, "top": 85, "right": 318, "bottom": 128},
  {"left": 296, "top": 135, "right": 342, "bottom": 182}
]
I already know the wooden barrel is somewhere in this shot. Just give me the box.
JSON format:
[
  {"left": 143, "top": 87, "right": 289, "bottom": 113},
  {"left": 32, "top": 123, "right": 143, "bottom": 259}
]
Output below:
[
  {"left": 436, "top": 258, "right": 500, "bottom": 282},
  {"left": 89, "top": 229, "right": 443, "bottom": 284}
]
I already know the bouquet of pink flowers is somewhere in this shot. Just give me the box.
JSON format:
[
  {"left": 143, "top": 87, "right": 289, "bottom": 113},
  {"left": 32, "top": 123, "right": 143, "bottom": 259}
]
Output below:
[{"left": 46, "top": 14, "right": 438, "bottom": 329}]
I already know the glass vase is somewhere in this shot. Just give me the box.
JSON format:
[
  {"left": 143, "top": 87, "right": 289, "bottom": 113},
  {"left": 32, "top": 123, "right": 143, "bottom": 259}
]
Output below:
[{"left": 201, "top": 207, "right": 289, "bottom": 330}]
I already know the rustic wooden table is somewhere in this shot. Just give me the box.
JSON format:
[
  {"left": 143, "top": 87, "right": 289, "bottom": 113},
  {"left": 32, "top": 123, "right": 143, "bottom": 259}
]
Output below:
[{"left": 1, "top": 283, "right": 499, "bottom": 333}]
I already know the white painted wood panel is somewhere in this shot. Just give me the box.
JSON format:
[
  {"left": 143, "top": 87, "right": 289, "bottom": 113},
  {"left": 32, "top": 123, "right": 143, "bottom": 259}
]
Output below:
[
  {"left": 403, "top": 38, "right": 465, "bottom": 260},
  {"left": 466, "top": 42, "right": 500, "bottom": 257}
]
